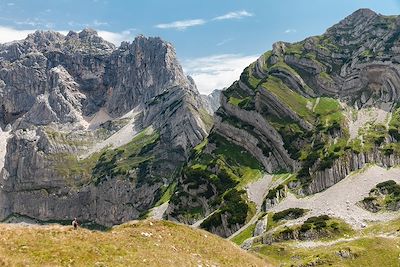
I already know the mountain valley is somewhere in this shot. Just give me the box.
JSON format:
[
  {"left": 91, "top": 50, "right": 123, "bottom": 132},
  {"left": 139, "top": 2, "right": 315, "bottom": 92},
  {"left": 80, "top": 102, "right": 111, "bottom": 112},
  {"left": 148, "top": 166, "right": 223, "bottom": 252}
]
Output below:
[{"left": 0, "top": 7, "right": 400, "bottom": 267}]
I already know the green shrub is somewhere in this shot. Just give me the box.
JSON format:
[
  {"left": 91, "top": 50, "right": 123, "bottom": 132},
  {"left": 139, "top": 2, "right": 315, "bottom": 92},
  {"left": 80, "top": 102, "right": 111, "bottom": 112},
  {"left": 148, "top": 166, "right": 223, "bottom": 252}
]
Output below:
[
  {"left": 200, "top": 188, "right": 250, "bottom": 231},
  {"left": 300, "top": 223, "right": 312, "bottom": 232},
  {"left": 305, "top": 215, "right": 330, "bottom": 224},
  {"left": 376, "top": 180, "right": 400, "bottom": 196},
  {"left": 272, "top": 208, "right": 305, "bottom": 222},
  {"left": 314, "top": 220, "right": 327, "bottom": 229}
]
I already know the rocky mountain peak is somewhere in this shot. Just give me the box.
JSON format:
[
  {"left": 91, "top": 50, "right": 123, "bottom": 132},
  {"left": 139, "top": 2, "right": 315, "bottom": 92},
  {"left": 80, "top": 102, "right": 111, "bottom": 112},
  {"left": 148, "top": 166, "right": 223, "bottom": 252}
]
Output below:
[
  {"left": 75, "top": 28, "right": 114, "bottom": 48},
  {"left": 129, "top": 35, "right": 179, "bottom": 70},
  {"left": 0, "top": 30, "right": 210, "bottom": 227},
  {"left": 346, "top": 8, "right": 377, "bottom": 20},
  {"left": 26, "top": 30, "right": 65, "bottom": 43},
  {"left": 326, "top": 8, "right": 379, "bottom": 36},
  {"left": 20, "top": 30, "right": 66, "bottom": 53},
  {"left": 78, "top": 28, "right": 98, "bottom": 39}
]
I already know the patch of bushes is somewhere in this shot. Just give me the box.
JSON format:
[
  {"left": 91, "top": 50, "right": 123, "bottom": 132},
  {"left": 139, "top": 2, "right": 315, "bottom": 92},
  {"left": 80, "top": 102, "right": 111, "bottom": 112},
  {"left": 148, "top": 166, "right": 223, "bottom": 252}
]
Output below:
[
  {"left": 200, "top": 211, "right": 223, "bottom": 230},
  {"left": 374, "top": 180, "right": 400, "bottom": 208},
  {"left": 375, "top": 180, "right": 400, "bottom": 195},
  {"left": 300, "top": 215, "right": 331, "bottom": 232},
  {"left": 272, "top": 208, "right": 306, "bottom": 222},
  {"left": 200, "top": 188, "right": 250, "bottom": 232}
]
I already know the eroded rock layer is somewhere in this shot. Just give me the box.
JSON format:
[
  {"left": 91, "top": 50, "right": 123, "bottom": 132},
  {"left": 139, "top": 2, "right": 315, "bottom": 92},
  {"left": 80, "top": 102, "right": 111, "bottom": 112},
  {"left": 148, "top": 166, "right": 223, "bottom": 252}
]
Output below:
[{"left": 168, "top": 9, "right": 400, "bottom": 237}]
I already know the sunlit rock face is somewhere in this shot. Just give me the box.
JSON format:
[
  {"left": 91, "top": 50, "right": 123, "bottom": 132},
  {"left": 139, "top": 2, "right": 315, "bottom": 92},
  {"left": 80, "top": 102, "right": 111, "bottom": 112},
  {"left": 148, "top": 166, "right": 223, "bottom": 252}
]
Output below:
[{"left": 0, "top": 29, "right": 210, "bottom": 226}]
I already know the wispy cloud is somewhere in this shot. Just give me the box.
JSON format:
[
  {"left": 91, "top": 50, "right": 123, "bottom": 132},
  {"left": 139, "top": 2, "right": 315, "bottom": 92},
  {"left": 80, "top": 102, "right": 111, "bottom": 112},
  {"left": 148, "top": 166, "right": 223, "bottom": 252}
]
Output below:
[
  {"left": 67, "top": 19, "right": 110, "bottom": 29},
  {"left": 68, "top": 21, "right": 88, "bottom": 28},
  {"left": 216, "top": 38, "right": 234, "bottom": 46},
  {"left": 213, "top": 10, "right": 253, "bottom": 21},
  {"left": 156, "top": 10, "right": 253, "bottom": 31},
  {"left": 284, "top": 28, "right": 297, "bottom": 34},
  {"left": 15, "top": 18, "right": 54, "bottom": 28},
  {"left": 93, "top": 20, "right": 109, "bottom": 27},
  {"left": 7, "top": 3, "right": 15, "bottom": 6},
  {"left": 155, "top": 19, "right": 205, "bottom": 30},
  {"left": 183, "top": 54, "right": 258, "bottom": 95}
]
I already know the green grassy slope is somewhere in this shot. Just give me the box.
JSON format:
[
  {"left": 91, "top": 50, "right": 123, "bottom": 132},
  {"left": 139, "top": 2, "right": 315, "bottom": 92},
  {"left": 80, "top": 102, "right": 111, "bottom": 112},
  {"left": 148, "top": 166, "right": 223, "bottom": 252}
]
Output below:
[
  {"left": 0, "top": 220, "right": 271, "bottom": 267},
  {"left": 252, "top": 217, "right": 400, "bottom": 267}
]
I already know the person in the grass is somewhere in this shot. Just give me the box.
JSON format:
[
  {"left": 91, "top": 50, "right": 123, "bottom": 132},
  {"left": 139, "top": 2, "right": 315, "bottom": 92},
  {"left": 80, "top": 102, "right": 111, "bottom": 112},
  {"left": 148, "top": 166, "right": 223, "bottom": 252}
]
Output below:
[{"left": 72, "top": 218, "right": 79, "bottom": 230}]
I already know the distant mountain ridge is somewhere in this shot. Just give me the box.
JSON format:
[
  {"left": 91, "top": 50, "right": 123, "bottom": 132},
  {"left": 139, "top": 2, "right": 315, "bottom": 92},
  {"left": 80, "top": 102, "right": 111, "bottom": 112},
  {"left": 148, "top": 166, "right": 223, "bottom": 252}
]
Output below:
[{"left": 202, "top": 89, "right": 223, "bottom": 114}]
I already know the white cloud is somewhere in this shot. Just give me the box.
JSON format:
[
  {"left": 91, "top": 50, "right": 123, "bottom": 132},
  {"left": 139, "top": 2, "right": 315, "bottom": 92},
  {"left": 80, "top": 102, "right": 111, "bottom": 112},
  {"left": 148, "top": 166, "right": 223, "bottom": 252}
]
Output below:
[
  {"left": 213, "top": 10, "right": 253, "bottom": 21},
  {"left": 97, "top": 29, "right": 135, "bottom": 45},
  {"left": 155, "top": 19, "right": 205, "bottom": 30},
  {"left": 284, "top": 29, "right": 297, "bottom": 34},
  {"left": 0, "top": 26, "right": 35, "bottom": 43},
  {"left": 183, "top": 54, "right": 258, "bottom": 95},
  {"left": 15, "top": 18, "right": 53, "bottom": 28},
  {"left": 0, "top": 26, "right": 135, "bottom": 46},
  {"left": 7, "top": 3, "right": 15, "bottom": 6}
]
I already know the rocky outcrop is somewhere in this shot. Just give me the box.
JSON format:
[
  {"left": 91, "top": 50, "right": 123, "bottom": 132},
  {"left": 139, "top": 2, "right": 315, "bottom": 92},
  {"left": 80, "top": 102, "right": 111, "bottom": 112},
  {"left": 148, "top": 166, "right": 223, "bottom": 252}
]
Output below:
[
  {"left": 359, "top": 180, "right": 400, "bottom": 212},
  {"left": 0, "top": 29, "right": 209, "bottom": 226},
  {"left": 254, "top": 215, "right": 268, "bottom": 236},
  {"left": 204, "top": 212, "right": 243, "bottom": 238},
  {"left": 307, "top": 149, "right": 400, "bottom": 194},
  {"left": 264, "top": 185, "right": 288, "bottom": 211}
]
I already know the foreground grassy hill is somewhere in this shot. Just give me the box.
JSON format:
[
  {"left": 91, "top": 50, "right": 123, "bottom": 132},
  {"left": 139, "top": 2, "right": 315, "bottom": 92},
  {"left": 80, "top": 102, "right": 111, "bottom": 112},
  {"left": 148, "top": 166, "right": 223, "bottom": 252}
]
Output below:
[{"left": 0, "top": 220, "right": 270, "bottom": 267}]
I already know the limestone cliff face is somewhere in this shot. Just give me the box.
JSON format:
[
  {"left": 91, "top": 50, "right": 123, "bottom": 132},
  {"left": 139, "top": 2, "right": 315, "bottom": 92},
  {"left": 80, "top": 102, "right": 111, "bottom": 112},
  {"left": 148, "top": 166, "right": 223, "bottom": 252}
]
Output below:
[
  {"left": 167, "top": 9, "right": 400, "bottom": 237},
  {"left": 0, "top": 29, "right": 209, "bottom": 226}
]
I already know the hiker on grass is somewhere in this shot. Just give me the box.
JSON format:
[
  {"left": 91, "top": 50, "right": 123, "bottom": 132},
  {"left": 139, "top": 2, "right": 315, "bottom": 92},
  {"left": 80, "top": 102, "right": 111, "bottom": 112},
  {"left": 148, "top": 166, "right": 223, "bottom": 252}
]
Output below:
[{"left": 72, "top": 218, "right": 79, "bottom": 230}]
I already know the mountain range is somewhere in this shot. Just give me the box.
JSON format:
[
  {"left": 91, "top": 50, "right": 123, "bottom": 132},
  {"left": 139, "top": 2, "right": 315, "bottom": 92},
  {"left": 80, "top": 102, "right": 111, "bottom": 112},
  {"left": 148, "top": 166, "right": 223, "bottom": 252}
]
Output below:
[{"left": 0, "top": 8, "right": 400, "bottom": 266}]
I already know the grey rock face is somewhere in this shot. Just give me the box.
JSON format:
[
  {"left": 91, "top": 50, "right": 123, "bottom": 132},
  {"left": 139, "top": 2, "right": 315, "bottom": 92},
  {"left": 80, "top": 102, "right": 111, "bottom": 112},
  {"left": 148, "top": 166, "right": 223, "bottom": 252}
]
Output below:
[
  {"left": 0, "top": 29, "right": 208, "bottom": 226},
  {"left": 254, "top": 215, "right": 268, "bottom": 236},
  {"left": 201, "top": 89, "right": 222, "bottom": 114}
]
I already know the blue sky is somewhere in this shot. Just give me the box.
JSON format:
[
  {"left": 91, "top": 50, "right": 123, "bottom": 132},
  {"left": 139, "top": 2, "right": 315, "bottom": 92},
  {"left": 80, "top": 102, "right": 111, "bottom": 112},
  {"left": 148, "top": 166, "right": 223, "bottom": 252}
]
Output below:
[{"left": 0, "top": 0, "right": 399, "bottom": 93}]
